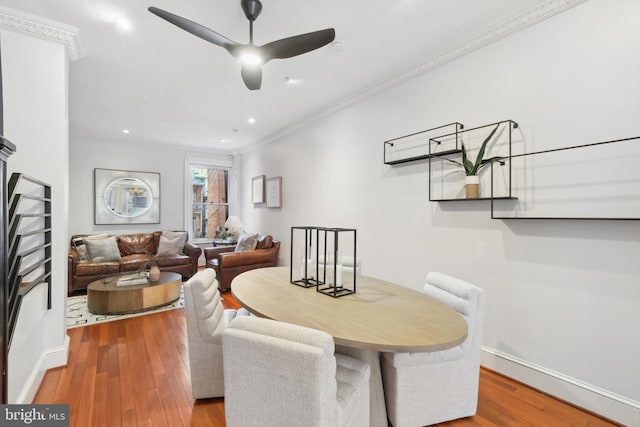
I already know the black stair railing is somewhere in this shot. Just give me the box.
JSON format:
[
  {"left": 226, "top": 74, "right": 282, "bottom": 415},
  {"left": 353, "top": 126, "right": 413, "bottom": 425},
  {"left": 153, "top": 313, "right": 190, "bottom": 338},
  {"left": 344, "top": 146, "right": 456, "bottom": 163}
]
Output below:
[
  {"left": 6, "top": 173, "right": 52, "bottom": 349},
  {"left": 0, "top": 135, "right": 16, "bottom": 404}
]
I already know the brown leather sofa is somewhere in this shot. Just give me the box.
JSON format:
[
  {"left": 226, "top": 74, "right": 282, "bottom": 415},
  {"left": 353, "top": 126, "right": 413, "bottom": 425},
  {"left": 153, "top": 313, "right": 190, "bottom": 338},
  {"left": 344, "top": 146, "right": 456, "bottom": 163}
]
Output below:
[
  {"left": 68, "top": 231, "right": 202, "bottom": 294},
  {"left": 204, "top": 235, "right": 280, "bottom": 291}
]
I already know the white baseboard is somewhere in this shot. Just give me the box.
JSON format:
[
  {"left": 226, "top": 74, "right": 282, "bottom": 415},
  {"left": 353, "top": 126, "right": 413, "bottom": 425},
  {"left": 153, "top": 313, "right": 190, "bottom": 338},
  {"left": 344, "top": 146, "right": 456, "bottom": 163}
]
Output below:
[
  {"left": 15, "top": 334, "right": 70, "bottom": 404},
  {"left": 481, "top": 346, "right": 640, "bottom": 427}
]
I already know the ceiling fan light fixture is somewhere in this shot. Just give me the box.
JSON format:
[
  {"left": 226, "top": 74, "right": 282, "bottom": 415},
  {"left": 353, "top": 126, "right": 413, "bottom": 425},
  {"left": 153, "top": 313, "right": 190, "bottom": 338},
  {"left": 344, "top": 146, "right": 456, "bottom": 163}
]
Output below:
[{"left": 239, "top": 50, "right": 263, "bottom": 67}]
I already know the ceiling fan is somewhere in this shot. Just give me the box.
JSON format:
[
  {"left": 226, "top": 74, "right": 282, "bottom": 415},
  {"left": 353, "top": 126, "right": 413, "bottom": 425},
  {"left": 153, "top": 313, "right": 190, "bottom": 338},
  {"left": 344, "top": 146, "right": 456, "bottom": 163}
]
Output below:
[{"left": 148, "top": 0, "right": 336, "bottom": 90}]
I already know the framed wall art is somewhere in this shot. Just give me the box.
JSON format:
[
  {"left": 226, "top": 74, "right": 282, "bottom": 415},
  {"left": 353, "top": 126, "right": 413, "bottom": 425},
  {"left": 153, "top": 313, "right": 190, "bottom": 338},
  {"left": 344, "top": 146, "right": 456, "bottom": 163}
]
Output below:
[
  {"left": 94, "top": 168, "right": 160, "bottom": 224},
  {"left": 266, "top": 176, "right": 282, "bottom": 208},
  {"left": 251, "top": 175, "right": 265, "bottom": 204}
]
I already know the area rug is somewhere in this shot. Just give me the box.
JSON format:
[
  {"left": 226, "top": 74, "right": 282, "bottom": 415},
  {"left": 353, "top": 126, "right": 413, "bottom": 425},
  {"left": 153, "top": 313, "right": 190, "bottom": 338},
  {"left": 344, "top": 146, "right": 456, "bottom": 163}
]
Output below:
[{"left": 66, "top": 286, "right": 185, "bottom": 329}]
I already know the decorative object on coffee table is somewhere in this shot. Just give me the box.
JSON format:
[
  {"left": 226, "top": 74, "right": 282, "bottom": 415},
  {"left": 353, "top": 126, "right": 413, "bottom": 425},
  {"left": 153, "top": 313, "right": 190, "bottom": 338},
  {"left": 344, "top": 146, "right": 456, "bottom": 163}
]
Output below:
[{"left": 149, "top": 264, "right": 161, "bottom": 282}]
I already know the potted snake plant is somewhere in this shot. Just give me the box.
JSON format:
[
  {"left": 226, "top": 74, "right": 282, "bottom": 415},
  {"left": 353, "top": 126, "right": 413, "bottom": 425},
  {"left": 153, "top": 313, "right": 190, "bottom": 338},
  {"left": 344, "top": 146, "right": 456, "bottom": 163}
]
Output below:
[{"left": 445, "top": 124, "right": 501, "bottom": 198}]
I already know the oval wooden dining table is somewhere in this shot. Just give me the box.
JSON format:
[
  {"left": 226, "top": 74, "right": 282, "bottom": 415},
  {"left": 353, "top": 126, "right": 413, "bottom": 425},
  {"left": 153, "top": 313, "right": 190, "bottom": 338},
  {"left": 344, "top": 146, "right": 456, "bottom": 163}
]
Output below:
[{"left": 231, "top": 266, "right": 468, "bottom": 427}]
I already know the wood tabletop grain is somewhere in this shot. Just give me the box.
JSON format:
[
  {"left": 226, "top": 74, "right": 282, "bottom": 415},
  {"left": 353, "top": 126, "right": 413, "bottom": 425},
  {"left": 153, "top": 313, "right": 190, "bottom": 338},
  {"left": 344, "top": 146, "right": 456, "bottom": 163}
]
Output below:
[{"left": 231, "top": 267, "right": 467, "bottom": 352}]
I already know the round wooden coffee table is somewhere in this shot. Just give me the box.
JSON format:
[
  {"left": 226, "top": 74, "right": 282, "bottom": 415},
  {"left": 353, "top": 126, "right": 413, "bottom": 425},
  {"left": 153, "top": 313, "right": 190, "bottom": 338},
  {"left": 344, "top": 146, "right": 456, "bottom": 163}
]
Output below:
[{"left": 87, "top": 271, "right": 182, "bottom": 315}]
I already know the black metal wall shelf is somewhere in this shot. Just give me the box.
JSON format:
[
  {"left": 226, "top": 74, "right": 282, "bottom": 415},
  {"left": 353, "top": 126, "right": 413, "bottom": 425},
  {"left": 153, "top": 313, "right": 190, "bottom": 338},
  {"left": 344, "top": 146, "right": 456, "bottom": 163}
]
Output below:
[
  {"left": 6, "top": 173, "right": 52, "bottom": 347},
  {"left": 438, "top": 197, "right": 518, "bottom": 202},
  {"left": 384, "top": 122, "right": 463, "bottom": 165},
  {"left": 429, "top": 120, "right": 519, "bottom": 202},
  {"left": 489, "top": 135, "right": 640, "bottom": 221}
]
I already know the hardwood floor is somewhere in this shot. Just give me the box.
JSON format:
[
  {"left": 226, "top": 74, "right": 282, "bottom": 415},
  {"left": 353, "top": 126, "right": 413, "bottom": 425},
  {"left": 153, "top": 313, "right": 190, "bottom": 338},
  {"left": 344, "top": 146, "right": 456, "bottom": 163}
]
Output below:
[{"left": 34, "top": 294, "right": 619, "bottom": 427}]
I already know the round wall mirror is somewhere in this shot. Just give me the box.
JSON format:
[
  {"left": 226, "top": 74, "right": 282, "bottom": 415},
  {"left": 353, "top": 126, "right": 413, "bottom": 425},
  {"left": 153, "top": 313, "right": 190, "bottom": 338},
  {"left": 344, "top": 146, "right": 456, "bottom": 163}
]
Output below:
[{"left": 103, "top": 177, "right": 152, "bottom": 218}]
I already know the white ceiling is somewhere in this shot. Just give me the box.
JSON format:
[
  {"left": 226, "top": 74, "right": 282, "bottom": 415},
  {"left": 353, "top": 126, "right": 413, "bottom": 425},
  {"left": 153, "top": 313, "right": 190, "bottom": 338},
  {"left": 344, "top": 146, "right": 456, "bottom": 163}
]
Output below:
[{"left": 0, "top": 0, "right": 578, "bottom": 152}]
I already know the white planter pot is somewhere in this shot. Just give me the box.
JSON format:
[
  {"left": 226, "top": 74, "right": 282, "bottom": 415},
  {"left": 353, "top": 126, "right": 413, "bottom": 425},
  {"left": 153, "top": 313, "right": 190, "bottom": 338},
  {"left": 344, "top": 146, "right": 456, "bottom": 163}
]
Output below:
[{"left": 465, "top": 175, "right": 480, "bottom": 199}]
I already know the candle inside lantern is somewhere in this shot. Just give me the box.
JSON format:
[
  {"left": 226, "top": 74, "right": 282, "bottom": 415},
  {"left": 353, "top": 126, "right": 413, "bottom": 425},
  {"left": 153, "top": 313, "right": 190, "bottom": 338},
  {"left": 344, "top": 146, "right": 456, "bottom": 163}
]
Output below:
[
  {"left": 301, "top": 258, "right": 316, "bottom": 280},
  {"left": 326, "top": 264, "right": 343, "bottom": 287}
]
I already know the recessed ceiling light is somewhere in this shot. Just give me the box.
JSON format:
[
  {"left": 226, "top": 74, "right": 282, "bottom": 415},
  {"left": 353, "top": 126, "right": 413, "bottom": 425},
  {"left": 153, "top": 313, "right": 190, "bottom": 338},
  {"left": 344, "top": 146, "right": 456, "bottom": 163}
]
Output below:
[
  {"left": 122, "top": 129, "right": 130, "bottom": 134},
  {"left": 284, "top": 76, "right": 299, "bottom": 85},
  {"left": 113, "top": 16, "right": 132, "bottom": 32},
  {"left": 220, "top": 138, "right": 228, "bottom": 143},
  {"left": 248, "top": 117, "right": 256, "bottom": 125}
]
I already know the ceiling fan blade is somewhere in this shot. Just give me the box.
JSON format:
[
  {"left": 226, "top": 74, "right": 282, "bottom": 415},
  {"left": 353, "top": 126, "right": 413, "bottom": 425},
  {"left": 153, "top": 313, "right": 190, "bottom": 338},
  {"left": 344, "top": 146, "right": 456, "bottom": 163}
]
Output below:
[
  {"left": 241, "top": 66, "right": 262, "bottom": 90},
  {"left": 260, "top": 28, "right": 336, "bottom": 62},
  {"left": 148, "top": 7, "right": 237, "bottom": 52}
]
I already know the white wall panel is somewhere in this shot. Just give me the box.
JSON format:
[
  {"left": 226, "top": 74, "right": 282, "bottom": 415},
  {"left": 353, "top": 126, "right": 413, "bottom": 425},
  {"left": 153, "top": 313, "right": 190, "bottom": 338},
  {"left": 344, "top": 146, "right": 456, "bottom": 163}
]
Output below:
[
  {"left": 1, "top": 29, "right": 69, "bottom": 403},
  {"left": 239, "top": 1, "right": 640, "bottom": 424}
]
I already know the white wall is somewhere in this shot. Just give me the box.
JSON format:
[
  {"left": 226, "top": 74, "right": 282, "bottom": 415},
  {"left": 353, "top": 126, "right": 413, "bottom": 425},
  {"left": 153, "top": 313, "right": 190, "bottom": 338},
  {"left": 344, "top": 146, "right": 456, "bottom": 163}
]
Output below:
[
  {"left": 68, "top": 133, "right": 236, "bottom": 237},
  {"left": 239, "top": 1, "right": 640, "bottom": 425},
  {"left": 1, "top": 29, "right": 69, "bottom": 403}
]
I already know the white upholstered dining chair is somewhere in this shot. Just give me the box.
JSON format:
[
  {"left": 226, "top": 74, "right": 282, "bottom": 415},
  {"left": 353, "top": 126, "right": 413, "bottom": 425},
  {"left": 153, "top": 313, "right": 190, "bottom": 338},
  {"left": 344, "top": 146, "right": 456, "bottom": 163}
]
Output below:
[
  {"left": 222, "top": 316, "right": 371, "bottom": 427},
  {"left": 380, "top": 272, "right": 485, "bottom": 427},
  {"left": 183, "top": 268, "right": 249, "bottom": 399}
]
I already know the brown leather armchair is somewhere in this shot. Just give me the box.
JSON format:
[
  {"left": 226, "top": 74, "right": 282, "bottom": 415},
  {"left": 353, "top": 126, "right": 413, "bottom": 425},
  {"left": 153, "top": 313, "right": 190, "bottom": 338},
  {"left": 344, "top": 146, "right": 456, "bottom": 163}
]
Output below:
[{"left": 204, "top": 235, "right": 280, "bottom": 291}]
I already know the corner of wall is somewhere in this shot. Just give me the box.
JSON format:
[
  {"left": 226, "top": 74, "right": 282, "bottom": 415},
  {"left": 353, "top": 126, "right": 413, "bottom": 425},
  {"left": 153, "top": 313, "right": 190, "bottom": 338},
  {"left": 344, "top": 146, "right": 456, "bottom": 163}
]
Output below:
[{"left": 14, "top": 334, "right": 69, "bottom": 404}]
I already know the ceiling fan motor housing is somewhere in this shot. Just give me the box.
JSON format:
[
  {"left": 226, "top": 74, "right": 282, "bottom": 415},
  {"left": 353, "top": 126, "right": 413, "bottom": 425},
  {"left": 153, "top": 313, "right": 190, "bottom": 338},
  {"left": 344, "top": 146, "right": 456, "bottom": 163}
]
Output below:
[{"left": 241, "top": 0, "right": 262, "bottom": 21}]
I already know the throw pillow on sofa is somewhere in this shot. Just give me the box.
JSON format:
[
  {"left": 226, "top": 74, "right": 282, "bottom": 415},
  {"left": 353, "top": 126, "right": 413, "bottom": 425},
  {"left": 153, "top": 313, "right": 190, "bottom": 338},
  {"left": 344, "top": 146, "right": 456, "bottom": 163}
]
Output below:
[
  {"left": 162, "top": 230, "right": 187, "bottom": 250},
  {"left": 74, "top": 233, "right": 109, "bottom": 262},
  {"left": 255, "top": 235, "right": 273, "bottom": 249},
  {"left": 235, "top": 232, "right": 259, "bottom": 252},
  {"left": 157, "top": 235, "right": 183, "bottom": 256},
  {"left": 72, "top": 237, "right": 89, "bottom": 261},
  {"left": 84, "top": 235, "right": 121, "bottom": 262}
]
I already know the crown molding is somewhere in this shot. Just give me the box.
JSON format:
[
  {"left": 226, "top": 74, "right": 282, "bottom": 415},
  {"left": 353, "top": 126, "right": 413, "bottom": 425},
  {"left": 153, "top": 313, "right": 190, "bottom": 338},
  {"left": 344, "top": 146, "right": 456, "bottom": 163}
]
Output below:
[
  {"left": 0, "top": 6, "right": 82, "bottom": 61},
  {"left": 255, "top": 0, "right": 588, "bottom": 150}
]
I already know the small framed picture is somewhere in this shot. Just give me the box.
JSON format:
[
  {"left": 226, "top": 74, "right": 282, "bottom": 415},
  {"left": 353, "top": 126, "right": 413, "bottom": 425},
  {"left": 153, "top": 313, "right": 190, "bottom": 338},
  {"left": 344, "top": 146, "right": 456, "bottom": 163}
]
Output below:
[
  {"left": 266, "top": 177, "right": 282, "bottom": 208},
  {"left": 251, "top": 175, "right": 265, "bottom": 204}
]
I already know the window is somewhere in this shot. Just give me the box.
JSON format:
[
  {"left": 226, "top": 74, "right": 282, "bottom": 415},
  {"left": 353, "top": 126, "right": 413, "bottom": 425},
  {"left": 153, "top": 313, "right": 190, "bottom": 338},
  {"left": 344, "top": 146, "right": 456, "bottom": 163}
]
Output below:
[{"left": 191, "top": 166, "right": 229, "bottom": 240}]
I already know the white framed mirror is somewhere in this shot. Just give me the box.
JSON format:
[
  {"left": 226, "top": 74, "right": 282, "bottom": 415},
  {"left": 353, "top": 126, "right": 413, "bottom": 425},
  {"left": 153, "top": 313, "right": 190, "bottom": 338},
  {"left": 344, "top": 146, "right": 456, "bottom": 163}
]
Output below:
[
  {"left": 95, "top": 168, "right": 160, "bottom": 224},
  {"left": 104, "top": 177, "right": 153, "bottom": 218}
]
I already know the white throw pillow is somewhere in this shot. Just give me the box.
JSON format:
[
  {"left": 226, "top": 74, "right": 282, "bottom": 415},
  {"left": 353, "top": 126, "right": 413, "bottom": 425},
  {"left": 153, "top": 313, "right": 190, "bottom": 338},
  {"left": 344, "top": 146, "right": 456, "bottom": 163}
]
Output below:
[
  {"left": 234, "top": 232, "right": 259, "bottom": 252},
  {"left": 84, "top": 235, "right": 121, "bottom": 262},
  {"left": 157, "top": 235, "right": 183, "bottom": 257},
  {"left": 162, "top": 230, "right": 187, "bottom": 250}
]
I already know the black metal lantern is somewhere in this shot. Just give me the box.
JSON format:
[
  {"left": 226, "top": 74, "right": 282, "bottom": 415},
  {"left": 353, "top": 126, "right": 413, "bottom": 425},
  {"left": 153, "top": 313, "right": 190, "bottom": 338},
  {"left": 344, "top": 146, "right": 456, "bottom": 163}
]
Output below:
[
  {"left": 315, "top": 227, "right": 357, "bottom": 298},
  {"left": 290, "top": 226, "right": 321, "bottom": 288}
]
